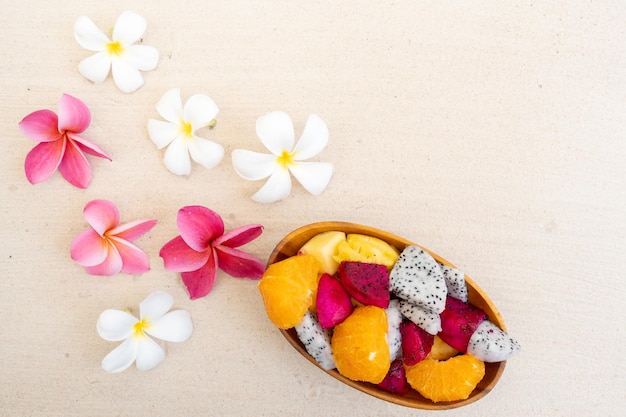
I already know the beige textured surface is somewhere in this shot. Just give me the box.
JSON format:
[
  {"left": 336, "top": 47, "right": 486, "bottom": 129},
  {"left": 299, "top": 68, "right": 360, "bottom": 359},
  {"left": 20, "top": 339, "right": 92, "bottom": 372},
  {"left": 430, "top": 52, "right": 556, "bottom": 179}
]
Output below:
[{"left": 1, "top": 1, "right": 625, "bottom": 416}]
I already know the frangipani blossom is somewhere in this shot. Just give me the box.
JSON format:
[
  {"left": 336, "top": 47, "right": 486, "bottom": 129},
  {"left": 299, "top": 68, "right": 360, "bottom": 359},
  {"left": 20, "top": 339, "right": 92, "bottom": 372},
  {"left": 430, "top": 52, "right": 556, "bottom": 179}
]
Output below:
[
  {"left": 71, "top": 199, "right": 157, "bottom": 276},
  {"left": 231, "top": 111, "right": 334, "bottom": 204},
  {"left": 74, "top": 11, "right": 159, "bottom": 93},
  {"left": 97, "top": 291, "right": 193, "bottom": 372},
  {"left": 159, "top": 206, "right": 265, "bottom": 299},
  {"left": 147, "top": 88, "right": 224, "bottom": 176},
  {"left": 18, "top": 94, "right": 111, "bottom": 188}
]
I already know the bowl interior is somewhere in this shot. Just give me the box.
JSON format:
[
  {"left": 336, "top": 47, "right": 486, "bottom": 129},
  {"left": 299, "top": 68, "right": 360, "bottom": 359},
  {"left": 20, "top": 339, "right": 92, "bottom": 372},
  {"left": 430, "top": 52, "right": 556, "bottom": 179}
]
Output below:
[{"left": 267, "top": 221, "right": 507, "bottom": 410}]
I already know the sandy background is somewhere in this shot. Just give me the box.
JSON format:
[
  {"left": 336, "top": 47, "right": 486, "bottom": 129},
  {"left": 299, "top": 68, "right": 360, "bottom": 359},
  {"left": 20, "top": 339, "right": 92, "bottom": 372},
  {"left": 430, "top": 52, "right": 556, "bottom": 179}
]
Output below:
[{"left": 1, "top": 1, "right": 624, "bottom": 416}]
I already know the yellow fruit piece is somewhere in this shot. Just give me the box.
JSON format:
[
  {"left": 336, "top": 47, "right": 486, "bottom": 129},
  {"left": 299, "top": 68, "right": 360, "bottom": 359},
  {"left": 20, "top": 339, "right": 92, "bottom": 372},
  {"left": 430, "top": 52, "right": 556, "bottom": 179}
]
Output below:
[
  {"left": 331, "top": 305, "right": 390, "bottom": 384},
  {"left": 333, "top": 234, "right": 400, "bottom": 270},
  {"left": 258, "top": 255, "right": 319, "bottom": 329},
  {"left": 298, "top": 231, "right": 346, "bottom": 275},
  {"left": 428, "top": 336, "right": 459, "bottom": 361},
  {"left": 405, "top": 355, "right": 485, "bottom": 403}
]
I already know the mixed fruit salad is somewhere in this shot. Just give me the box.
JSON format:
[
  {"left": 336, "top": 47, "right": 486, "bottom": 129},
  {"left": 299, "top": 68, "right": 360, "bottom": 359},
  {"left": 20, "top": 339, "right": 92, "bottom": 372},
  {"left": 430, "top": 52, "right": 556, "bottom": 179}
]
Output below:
[{"left": 258, "top": 231, "right": 520, "bottom": 403}]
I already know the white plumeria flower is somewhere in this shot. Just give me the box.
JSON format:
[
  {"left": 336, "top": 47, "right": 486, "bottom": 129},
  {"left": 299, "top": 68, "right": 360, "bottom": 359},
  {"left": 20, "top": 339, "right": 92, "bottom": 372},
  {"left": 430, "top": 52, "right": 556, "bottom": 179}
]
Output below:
[
  {"left": 147, "top": 88, "right": 224, "bottom": 176},
  {"left": 231, "top": 111, "right": 334, "bottom": 204},
  {"left": 96, "top": 291, "right": 193, "bottom": 373},
  {"left": 74, "top": 11, "right": 159, "bottom": 93}
]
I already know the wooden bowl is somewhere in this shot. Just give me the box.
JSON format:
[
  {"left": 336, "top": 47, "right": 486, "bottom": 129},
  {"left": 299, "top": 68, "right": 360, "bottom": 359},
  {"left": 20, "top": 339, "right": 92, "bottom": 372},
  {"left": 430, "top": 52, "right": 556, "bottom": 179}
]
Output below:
[{"left": 267, "top": 221, "right": 508, "bottom": 410}]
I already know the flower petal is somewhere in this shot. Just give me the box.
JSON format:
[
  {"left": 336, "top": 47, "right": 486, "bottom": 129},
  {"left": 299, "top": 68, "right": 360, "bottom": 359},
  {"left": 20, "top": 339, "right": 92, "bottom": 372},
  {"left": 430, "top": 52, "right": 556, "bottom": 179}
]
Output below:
[
  {"left": 146, "top": 310, "right": 193, "bottom": 342},
  {"left": 84, "top": 241, "right": 123, "bottom": 276},
  {"left": 111, "top": 58, "right": 144, "bottom": 93},
  {"left": 213, "top": 224, "right": 263, "bottom": 248},
  {"left": 139, "top": 291, "right": 173, "bottom": 321},
  {"left": 177, "top": 205, "right": 224, "bottom": 252},
  {"left": 251, "top": 168, "right": 292, "bottom": 204},
  {"left": 109, "top": 237, "right": 151, "bottom": 275},
  {"left": 102, "top": 337, "right": 138, "bottom": 373},
  {"left": 78, "top": 52, "right": 112, "bottom": 84},
  {"left": 155, "top": 88, "right": 183, "bottom": 124},
  {"left": 24, "top": 140, "right": 65, "bottom": 184},
  {"left": 163, "top": 137, "right": 191, "bottom": 175},
  {"left": 183, "top": 94, "right": 218, "bottom": 129},
  {"left": 187, "top": 137, "right": 224, "bottom": 170},
  {"left": 289, "top": 161, "right": 334, "bottom": 195},
  {"left": 74, "top": 16, "right": 109, "bottom": 51},
  {"left": 110, "top": 219, "right": 157, "bottom": 241},
  {"left": 70, "top": 228, "right": 109, "bottom": 267},
  {"left": 97, "top": 309, "right": 137, "bottom": 341},
  {"left": 112, "top": 11, "right": 146, "bottom": 45},
  {"left": 292, "top": 114, "right": 329, "bottom": 160},
  {"left": 83, "top": 199, "right": 119, "bottom": 236},
  {"left": 231, "top": 149, "right": 276, "bottom": 180},
  {"left": 58, "top": 94, "right": 91, "bottom": 134},
  {"left": 135, "top": 336, "right": 165, "bottom": 371},
  {"left": 19, "top": 110, "right": 61, "bottom": 142},
  {"left": 68, "top": 133, "right": 111, "bottom": 160},
  {"left": 159, "top": 235, "right": 211, "bottom": 272},
  {"left": 124, "top": 45, "right": 159, "bottom": 71},
  {"left": 214, "top": 246, "right": 266, "bottom": 279},
  {"left": 58, "top": 139, "right": 91, "bottom": 188},
  {"left": 148, "top": 119, "right": 180, "bottom": 149},
  {"left": 256, "top": 111, "right": 294, "bottom": 155},
  {"left": 180, "top": 251, "right": 218, "bottom": 299}
]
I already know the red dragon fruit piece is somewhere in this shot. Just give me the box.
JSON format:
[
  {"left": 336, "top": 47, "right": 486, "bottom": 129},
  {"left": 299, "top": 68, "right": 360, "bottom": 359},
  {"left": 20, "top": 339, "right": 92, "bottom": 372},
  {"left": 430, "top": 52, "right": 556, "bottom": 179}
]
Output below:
[
  {"left": 438, "top": 296, "right": 488, "bottom": 352},
  {"left": 315, "top": 273, "right": 353, "bottom": 329},
  {"left": 377, "top": 358, "right": 410, "bottom": 394},
  {"left": 337, "top": 261, "right": 390, "bottom": 308},
  {"left": 400, "top": 320, "right": 435, "bottom": 366}
]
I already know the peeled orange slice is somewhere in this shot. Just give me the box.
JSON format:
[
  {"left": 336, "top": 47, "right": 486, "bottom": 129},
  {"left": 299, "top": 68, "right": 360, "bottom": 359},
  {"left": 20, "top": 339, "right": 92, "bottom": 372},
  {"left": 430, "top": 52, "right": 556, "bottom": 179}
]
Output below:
[{"left": 405, "top": 355, "right": 485, "bottom": 403}]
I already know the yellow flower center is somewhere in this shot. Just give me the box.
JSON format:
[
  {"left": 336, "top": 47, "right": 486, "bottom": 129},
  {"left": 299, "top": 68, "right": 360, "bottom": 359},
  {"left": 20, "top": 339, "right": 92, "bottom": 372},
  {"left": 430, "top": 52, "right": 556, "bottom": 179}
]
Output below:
[
  {"left": 133, "top": 318, "right": 151, "bottom": 338},
  {"left": 106, "top": 41, "right": 124, "bottom": 56},
  {"left": 277, "top": 150, "right": 295, "bottom": 169},
  {"left": 180, "top": 120, "right": 194, "bottom": 138}
]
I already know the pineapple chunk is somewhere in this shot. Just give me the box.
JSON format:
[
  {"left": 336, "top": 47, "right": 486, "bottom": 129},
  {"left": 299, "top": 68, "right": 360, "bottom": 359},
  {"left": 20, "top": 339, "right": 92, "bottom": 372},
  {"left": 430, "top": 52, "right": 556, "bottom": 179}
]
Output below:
[
  {"left": 333, "top": 233, "right": 400, "bottom": 270},
  {"left": 298, "top": 231, "right": 347, "bottom": 275}
]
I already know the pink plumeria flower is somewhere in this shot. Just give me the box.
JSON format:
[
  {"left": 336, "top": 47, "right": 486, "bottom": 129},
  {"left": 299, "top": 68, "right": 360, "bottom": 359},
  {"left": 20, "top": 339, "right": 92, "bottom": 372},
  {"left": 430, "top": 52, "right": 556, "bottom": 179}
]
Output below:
[
  {"left": 232, "top": 111, "right": 333, "bottom": 203},
  {"left": 18, "top": 94, "right": 111, "bottom": 188},
  {"left": 71, "top": 199, "right": 157, "bottom": 276},
  {"left": 74, "top": 11, "right": 159, "bottom": 93},
  {"left": 97, "top": 291, "right": 193, "bottom": 372},
  {"left": 159, "top": 206, "right": 265, "bottom": 300}
]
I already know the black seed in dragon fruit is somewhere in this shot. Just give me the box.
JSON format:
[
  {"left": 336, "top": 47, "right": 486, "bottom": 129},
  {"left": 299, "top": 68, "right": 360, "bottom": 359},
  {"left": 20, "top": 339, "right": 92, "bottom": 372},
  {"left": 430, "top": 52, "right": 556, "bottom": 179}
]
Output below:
[
  {"left": 295, "top": 311, "right": 336, "bottom": 370},
  {"left": 389, "top": 245, "right": 447, "bottom": 314}
]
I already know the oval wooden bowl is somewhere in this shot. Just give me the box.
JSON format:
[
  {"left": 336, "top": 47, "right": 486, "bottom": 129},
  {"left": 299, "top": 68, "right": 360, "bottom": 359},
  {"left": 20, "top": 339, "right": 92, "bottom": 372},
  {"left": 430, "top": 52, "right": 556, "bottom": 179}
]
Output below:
[{"left": 267, "top": 221, "right": 507, "bottom": 410}]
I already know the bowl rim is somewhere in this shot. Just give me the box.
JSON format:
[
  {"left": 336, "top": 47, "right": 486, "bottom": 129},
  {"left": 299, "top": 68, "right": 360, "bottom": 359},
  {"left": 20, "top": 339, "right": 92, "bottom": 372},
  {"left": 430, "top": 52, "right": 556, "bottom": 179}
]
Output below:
[{"left": 267, "top": 221, "right": 507, "bottom": 410}]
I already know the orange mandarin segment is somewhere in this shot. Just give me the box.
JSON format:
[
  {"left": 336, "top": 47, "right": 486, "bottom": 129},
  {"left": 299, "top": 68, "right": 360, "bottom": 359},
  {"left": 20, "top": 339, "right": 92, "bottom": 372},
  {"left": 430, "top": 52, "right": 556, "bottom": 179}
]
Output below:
[
  {"left": 258, "top": 255, "right": 319, "bottom": 329},
  {"left": 405, "top": 355, "right": 485, "bottom": 403},
  {"left": 331, "top": 305, "right": 390, "bottom": 384}
]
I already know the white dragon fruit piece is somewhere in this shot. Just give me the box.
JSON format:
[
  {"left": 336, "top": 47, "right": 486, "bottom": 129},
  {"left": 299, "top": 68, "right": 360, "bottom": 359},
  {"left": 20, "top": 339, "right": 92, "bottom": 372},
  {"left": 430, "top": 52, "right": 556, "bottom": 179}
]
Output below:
[
  {"left": 295, "top": 311, "right": 336, "bottom": 370},
  {"left": 385, "top": 299, "right": 403, "bottom": 361},
  {"left": 467, "top": 320, "right": 521, "bottom": 362},
  {"left": 439, "top": 263, "right": 468, "bottom": 302},
  {"left": 389, "top": 245, "right": 447, "bottom": 314},
  {"left": 398, "top": 299, "right": 442, "bottom": 335}
]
